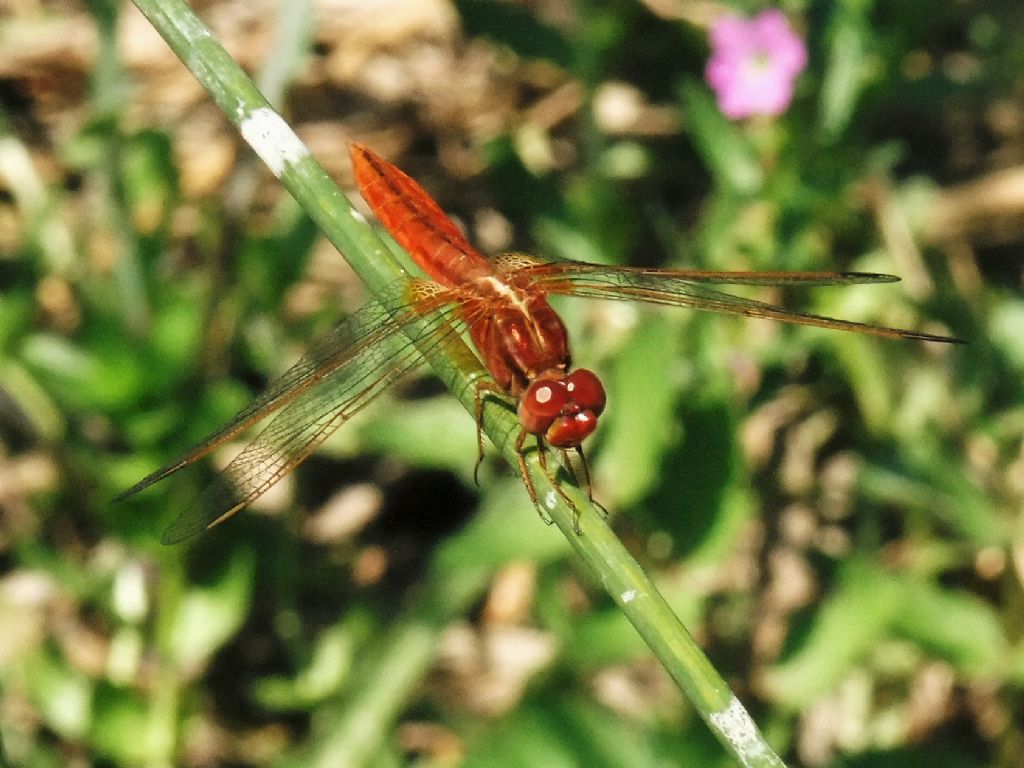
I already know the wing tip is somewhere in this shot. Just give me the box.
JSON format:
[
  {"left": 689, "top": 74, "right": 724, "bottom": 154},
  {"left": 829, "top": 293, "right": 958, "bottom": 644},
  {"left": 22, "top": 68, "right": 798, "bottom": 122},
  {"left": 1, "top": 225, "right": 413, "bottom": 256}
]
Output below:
[
  {"left": 159, "top": 502, "right": 245, "bottom": 546},
  {"left": 159, "top": 528, "right": 189, "bottom": 546},
  {"left": 159, "top": 515, "right": 214, "bottom": 546},
  {"left": 910, "top": 331, "right": 968, "bottom": 345},
  {"left": 839, "top": 272, "right": 901, "bottom": 283},
  {"left": 111, "top": 462, "right": 188, "bottom": 504}
]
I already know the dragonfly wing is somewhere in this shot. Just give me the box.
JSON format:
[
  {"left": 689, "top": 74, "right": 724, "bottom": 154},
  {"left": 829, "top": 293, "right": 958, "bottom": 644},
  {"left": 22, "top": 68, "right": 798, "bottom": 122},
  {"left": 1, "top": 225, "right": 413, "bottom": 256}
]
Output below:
[
  {"left": 158, "top": 318, "right": 426, "bottom": 543},
  {"left": 115, "top": 300, "right": 407, "bottom": 504},
  {"left": 116, "top": 281, "right": 468, "bottom": 542},
  {"left": 511, "top": 256, "right": 961, "bottom": 343},
  {"left": 494, "top": 253, "right": 915, "bottom": 286}
]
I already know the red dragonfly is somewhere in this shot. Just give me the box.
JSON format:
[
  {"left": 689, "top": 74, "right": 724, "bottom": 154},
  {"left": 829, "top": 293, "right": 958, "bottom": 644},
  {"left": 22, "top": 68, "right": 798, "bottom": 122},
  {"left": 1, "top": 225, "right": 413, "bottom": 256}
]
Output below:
[{"left": 117, "top": 143, "right": 960, "bottom": 543}]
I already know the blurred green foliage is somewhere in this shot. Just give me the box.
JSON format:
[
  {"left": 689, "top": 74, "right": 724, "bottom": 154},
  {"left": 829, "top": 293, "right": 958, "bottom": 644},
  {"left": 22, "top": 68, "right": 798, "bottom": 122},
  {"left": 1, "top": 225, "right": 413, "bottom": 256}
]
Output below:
[{"left": 1, "top": 0, "right": 1022, "bottom": 766}]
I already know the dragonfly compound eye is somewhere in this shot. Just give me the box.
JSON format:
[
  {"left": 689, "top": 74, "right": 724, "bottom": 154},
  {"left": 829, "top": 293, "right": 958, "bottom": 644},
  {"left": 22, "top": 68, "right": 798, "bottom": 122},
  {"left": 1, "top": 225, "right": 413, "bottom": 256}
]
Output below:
[
  {"left": 519, "top": 377, "right": 571, "bottom": 435},
  {"left": 519, "top": 370, "right": 605, "bottom": 447},
  {"left": 546, "top": 409, "right": 600, "bottom": 448},
  {"left": 565, "top": 369, "right": 606, "bottom": 415}
]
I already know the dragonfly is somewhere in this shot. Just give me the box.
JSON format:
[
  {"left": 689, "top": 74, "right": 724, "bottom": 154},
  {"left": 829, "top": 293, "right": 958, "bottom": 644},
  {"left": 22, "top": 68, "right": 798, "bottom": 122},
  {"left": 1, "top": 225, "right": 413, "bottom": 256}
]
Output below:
[{"left": 117, "top": 143, "right": 961, "bottom": 543}]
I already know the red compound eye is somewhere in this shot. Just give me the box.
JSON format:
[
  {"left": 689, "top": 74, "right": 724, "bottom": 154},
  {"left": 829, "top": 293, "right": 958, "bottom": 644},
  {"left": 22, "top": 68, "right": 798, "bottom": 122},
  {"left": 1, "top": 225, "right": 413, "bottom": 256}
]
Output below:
[
  {"left": 518, "top": 369, "right": 607, "bottom": 447},
  {"left": 546, "top": 410, "right": 600, "bottom": 448},
  {"left": 565, "top": 369, "right": 606, "bottom": 416},
  {"left": 519, "top": 377, "right": 569, "bottom": 435}
]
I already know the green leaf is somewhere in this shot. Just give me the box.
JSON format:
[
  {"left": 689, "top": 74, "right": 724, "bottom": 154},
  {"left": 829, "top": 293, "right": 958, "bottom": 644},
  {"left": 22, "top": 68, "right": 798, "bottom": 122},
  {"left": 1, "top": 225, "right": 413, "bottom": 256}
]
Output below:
[
  {"left": 434, "top": 480, "right": 572, "bottom": 569},
  {"left": 147, "top": 287, "right": 207, "bottom": 371},
  {"left": 765, "top": 559, "right": 905, "bottom": 707},
  {"left": 91, "top": 684, "right": 172, "bottom": 763},
  {"left": 462, "top": 700, "right": 584, "bottom": 768},
  {"left": 164, "top": 547, "right": 255, "bottom": 669},
  {"left": 643, "top": 393, "right": 741, "bottom": 559},
  {"left": 859, "top": 456, "right": 1007, "bottom": 548},
  {"left": 819, "top": 1, "right": 873, "bottom": 140},
  {"left": 597, "top": 313, "right": 682, "bottom": 508},
  {"left": 25, "top": 649, "right": 92, "bottom": 739},
  {"left": 0, "top": 361, "right": 65, "bottom": 440},
  {"left": 893, "top": 580, "right": 1008, "bottom": 675},
  {"left": 566, "top": 608, "right": 649, "bottom": 668},
  {"left": 988, "top": 296, "right": 1024, "bottom": 374},
  {"left": 21, "top": 332, "right": 146, "bottom": 411},
  {"left": 454, "top": 0, "right": 572, "bottom": 67},
  {"left": 121, "top": 129, "right": 178, "bottom": 235},
  {"left": 0, "top": 293, "right": 33, "bottom": 354},
  {"left": 679, "top": 80, "right": 764, "bottom": 195},
  {"left": 357, "top": 395, "right": 478, "bottom": 472},
  {"left": 253, "top": 623, "right": 356, "bottom": 710}
]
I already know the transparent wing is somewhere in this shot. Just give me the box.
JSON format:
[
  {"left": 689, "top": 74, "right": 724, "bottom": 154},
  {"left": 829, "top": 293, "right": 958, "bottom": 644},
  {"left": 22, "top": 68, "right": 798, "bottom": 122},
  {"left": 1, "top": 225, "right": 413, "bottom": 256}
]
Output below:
[
  {"left": 496, "top": 255, "right": 963, "bottom": 344},
  {"left": 115, "top": 280, "right": 469, "bottom": 543}
]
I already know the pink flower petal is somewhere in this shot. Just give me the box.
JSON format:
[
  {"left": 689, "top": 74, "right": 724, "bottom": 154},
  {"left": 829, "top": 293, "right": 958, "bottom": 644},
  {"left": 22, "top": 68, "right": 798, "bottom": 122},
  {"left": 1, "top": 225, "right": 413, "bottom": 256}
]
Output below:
[{"left": 704, "top": 9, "right": 808, "bottom": 120}]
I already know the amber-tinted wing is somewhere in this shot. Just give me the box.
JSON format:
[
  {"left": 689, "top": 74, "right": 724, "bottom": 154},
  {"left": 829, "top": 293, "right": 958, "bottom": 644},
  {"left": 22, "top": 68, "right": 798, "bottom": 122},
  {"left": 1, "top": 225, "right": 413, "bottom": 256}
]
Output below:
[
  {"left": 494, "top": 254, "right": 963, "bottom": 344},
  {"left": 115, "top": 280, "right": 469, "bottom": 543}
]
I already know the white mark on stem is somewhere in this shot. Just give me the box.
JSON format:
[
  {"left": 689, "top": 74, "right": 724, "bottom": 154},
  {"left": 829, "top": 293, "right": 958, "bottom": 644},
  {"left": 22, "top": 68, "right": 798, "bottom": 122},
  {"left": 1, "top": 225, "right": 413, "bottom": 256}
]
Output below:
[
  {"left": 544, "top": 490, "right": 557, "bottom": 510},
  {"left": 621, "top": 588, "right": 637, "bottom": 604},
  {"left": 239, "top": 107, "right": 308, "bottom": 177},
  {"left": 707, "top": 697, "right": 773, "bottom": 767},
  {"left": 350, "top": 207, "right": 367, "bottom": 223}
]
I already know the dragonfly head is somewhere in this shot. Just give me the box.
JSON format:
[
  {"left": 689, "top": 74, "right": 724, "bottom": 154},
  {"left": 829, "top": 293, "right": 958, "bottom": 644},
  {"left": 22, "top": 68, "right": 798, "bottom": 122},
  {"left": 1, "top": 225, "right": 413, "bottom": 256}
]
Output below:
[{"left": 518, "top": 369, "right": 607, "bottom": 448}]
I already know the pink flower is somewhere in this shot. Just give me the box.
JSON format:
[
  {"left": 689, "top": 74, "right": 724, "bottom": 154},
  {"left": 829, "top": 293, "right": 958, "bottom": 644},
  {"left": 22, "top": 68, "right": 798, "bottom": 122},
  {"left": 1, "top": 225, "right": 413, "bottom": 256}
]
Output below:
[{"left": 705, "top": 10, "right": 808, "bottom": 120}]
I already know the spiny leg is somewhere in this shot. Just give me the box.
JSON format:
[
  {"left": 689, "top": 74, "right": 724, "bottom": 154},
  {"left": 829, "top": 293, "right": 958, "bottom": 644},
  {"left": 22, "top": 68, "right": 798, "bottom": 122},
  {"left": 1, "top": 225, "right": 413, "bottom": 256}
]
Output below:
[
  {"left": 541, "top": 447, "right": 608, "bottom": 526},
  {"left": 472, "top": 379, "right": 510, "bottom": 485},
  {"left": 520, "top": 434, "right": 585, "bottom": 536},
  {"left": 473, "top": 382, "right": 582, "bottom": 531},
  {"left": 514, "top": 429, "right": 553, "bottom": 526},
  {"left": 572, "top": 446, "right": 608, "bottom": 519}
]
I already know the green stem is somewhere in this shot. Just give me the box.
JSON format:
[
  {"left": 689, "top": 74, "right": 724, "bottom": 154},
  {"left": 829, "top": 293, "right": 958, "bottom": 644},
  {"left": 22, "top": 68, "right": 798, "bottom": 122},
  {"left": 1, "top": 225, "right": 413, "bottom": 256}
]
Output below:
[
  {"left": 301, "top": 563, "right": 493, "bottom": 768},
  {"left": 131, "top": 1, "right": 787, "bottom": 765}
]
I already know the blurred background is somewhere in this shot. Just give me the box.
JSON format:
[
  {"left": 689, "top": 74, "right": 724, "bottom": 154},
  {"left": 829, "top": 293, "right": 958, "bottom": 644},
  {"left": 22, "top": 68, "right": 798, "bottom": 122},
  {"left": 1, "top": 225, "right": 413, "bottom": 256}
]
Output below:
[{"left": 1, "top": 0, "right": 1022, "bottom": 766}]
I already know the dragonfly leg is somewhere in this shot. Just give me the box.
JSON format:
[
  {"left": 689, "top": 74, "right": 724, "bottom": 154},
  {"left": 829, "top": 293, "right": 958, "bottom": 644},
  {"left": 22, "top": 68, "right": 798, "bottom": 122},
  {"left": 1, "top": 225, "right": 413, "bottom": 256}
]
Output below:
[
  {"left": 472, "top": 379, "right": 509, "bottom": 485},
  {"left": 531, "top": 437, "right": 583, "bottom": 534},
  {"left": 572, "top": 446, "right": 608, "bottom": 520},
  {"left": 514, "top": 429, "right": 553, "bottom": 526}
]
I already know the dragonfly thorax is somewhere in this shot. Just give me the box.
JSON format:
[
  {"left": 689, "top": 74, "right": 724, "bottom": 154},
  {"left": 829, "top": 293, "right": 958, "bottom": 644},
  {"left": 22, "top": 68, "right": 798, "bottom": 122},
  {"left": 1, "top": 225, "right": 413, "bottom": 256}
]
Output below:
[{"left": 468, "top": 276, "right": 575, "bottom": 397}]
